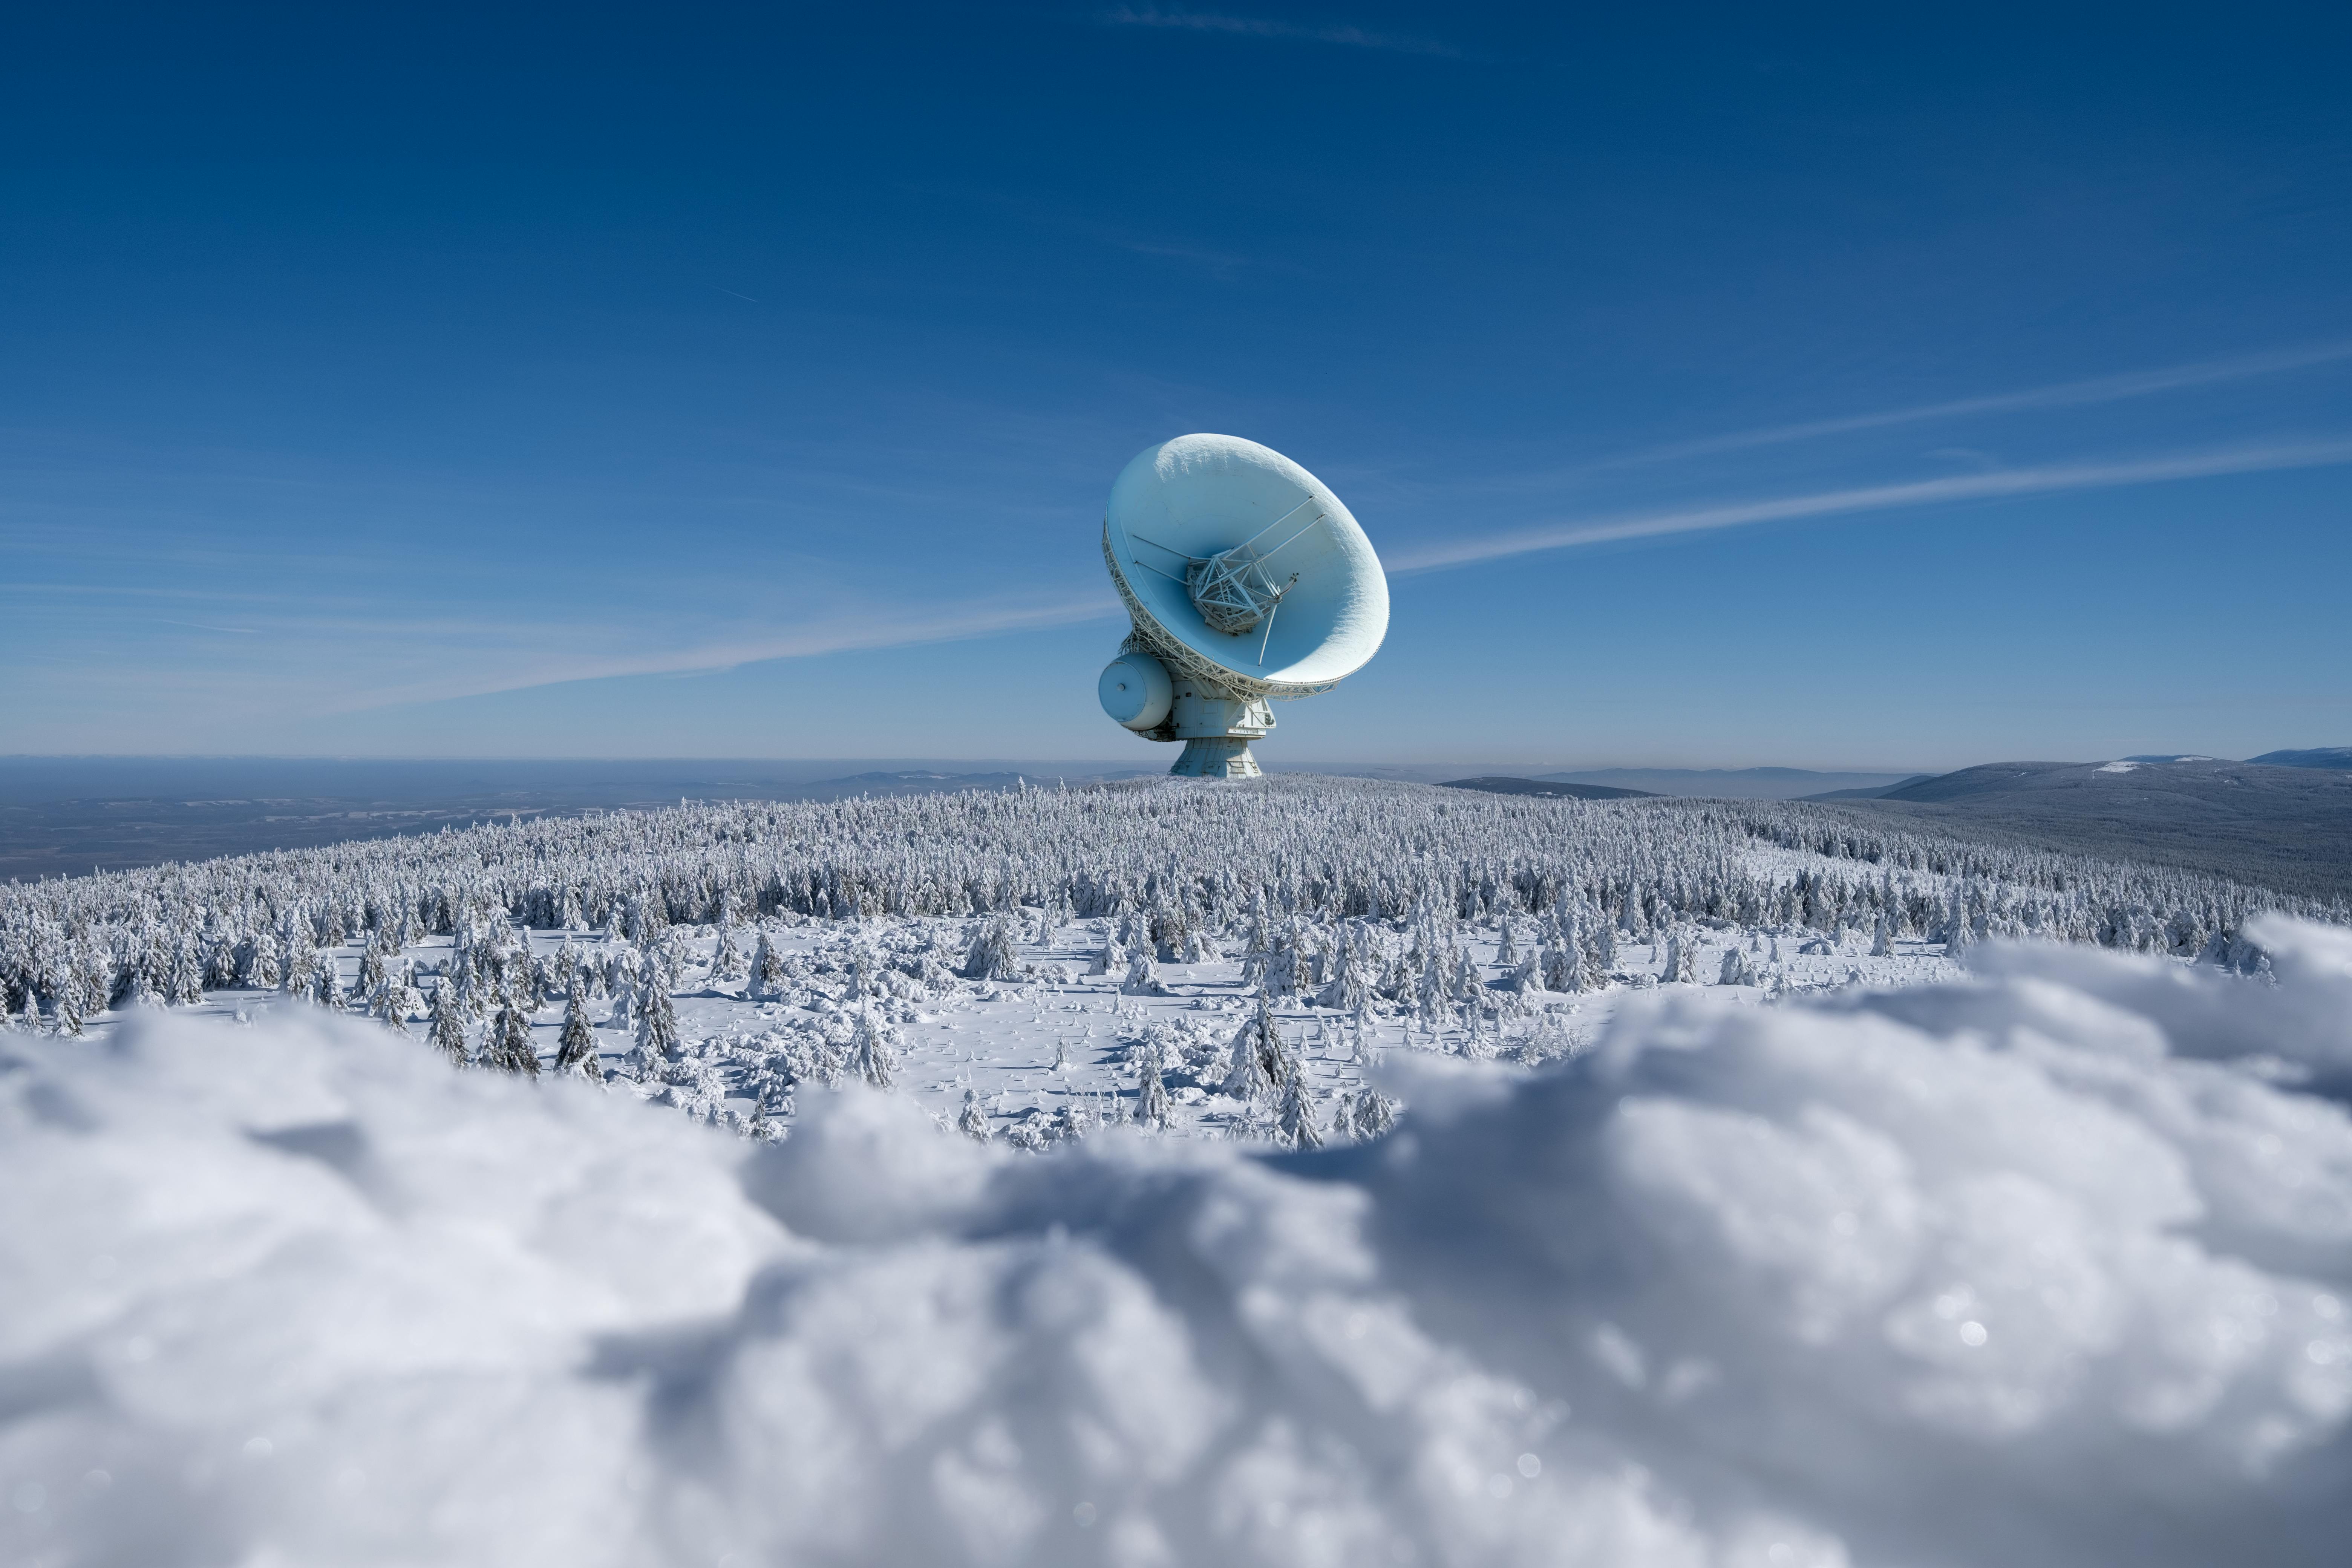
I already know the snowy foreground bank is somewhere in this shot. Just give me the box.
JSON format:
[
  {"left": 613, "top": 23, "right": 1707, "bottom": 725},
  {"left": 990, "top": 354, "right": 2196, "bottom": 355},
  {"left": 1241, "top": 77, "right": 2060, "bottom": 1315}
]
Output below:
[{"left": 7, "top": 918, "right": 2352, "bottom": 1567}]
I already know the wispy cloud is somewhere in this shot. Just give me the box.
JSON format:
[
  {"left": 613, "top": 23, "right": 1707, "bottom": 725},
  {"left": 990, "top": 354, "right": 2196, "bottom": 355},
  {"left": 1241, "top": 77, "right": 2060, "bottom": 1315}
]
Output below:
[
  {"left": 1388, "top": 437, "right": 2352, "bottom": 574},
  {"left": 1101, "top": 6, "right": 1459, "bottom": 57},
  {"left": 323, "top": 590, "right": 1125, "bottom": 715},
  {"left": 1588, "top": 340, "right": 2352, "bottom": 473}
]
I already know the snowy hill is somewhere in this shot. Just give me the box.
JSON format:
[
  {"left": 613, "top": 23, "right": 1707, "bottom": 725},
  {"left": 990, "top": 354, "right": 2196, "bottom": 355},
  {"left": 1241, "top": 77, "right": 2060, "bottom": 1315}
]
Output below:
[
  {"left": 8, "top": 914, "right": 2352, "bottom": 1566},
  {"left": 1439, "top": 775, "right": 1659, "bottom": 799},
  {"left": 2251, "top": 746, "right": 2352, "bottom": 770},
  {"left": 5, "top": 778, "right": 2349, "bottom": 1565},
  {"left": 1834, "top": 759, "right": 2352, "bottom": 897},
  {"left": 1535, "top": 766, "right": 1921, "bottom": 799}
]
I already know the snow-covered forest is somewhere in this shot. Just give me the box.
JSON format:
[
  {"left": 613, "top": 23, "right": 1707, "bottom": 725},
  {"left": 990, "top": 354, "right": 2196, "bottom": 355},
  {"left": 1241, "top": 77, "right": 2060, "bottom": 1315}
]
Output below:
[
  {"left": 1, "top": 779, "right": 2332, "bottom": 1145},
  {"left": 8, "top": 777, "right": 2352, "bottom": 1565}
]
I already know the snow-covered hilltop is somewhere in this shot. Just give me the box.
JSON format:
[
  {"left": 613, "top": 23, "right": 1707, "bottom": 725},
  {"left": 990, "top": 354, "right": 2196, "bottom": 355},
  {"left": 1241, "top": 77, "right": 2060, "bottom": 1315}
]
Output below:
[
  {"left": 6, "top": 777, "right": 2352, "bottom": 1565},
  {"left": 1, "top": 778, "right": 2331, "bottom": 1145}
]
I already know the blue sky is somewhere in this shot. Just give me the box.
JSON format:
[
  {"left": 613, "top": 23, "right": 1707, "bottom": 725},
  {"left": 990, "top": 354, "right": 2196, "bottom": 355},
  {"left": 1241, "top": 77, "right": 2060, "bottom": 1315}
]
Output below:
[{"left": 4, "top": 3, "right": 2348, "bottom": 769}]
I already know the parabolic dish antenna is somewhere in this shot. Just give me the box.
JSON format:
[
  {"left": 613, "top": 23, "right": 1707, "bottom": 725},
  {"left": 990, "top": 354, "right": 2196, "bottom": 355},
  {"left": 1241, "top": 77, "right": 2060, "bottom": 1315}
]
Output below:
[{"left": 1098, "top": 434, "right": 1389, "bottom": 777}]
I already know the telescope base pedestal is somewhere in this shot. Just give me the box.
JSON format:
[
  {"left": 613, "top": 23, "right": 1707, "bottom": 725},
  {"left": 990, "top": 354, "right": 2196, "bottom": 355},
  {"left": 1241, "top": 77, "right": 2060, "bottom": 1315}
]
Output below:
[{"left": 1170, "top": 738, "right": 1262, "bottom": 779}]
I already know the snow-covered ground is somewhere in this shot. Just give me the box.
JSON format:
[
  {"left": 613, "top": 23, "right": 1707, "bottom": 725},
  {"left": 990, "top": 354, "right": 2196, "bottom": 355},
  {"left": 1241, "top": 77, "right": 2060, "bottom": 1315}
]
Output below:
[
  {"left": 68, "top": 910, "right": 1964, "bottom": 1146},
  {"left": 7, "top": 917, "right": 2352, "bottom": 1566}
]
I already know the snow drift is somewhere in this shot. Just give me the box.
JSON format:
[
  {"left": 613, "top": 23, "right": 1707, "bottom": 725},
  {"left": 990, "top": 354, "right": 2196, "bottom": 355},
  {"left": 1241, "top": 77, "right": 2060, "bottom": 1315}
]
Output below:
[{"left": 6, "top": 919, "right": 2352, "bottom": 1567}]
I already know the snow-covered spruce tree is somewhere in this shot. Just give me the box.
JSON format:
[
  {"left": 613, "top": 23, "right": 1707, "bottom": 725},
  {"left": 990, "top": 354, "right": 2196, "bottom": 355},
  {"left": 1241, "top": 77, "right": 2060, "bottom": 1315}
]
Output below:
[
  {"left": 428, "top": 979, "right": 469, "bottom": 1066},
  {"left": 554, "top": 980, "right": 600, "bottom": 1081},
  {"left": 280, "top": 933, "right": 314, "bottom": 998},
  {"left": 1329, "top": 1091, "right": 1358, "bottom": 1142},
  {"left": 1088, "top": 934, "right": 1125, "bottom": 977},
  {"left": 963, "top": 915, "right": 1018, "bottom": 982},
  {"left": 1134, "top": 1043, "right": 1172, "bottom": 1130},
  {"left": 357, "top": 934, "right": 389, "bottom": 1005},
  {"left": 168, "top": 933, "right": 205, "bottom": 1006},
  {"left": 851, "top": 1004, "right": 896, "bottom": 1089},
  {"left": 1496, "top": 920, "right": 1518, "bottom": 968},
  {"left": 634, "top": 956, "right": 680, "bottom": 1073},
  {"left": 956, "top": 1088, "right": 992, "bottom": 1142},
  {"left": 1121, "top": 949, "right": 1166, "bottom": 997},
  {"left": 606, "top": 950, "right": 636, "bottom": 1030},
  {"left": 1502, "top": 949, "right": 1541, "bottom": 997},
  {"left": 1659, "top": 926, "right": 1697, "bottom": 984},
  {"left": 122, "top": 957, "right": 163, "bottom": 1010},
  {"left": 1220, "top": 992, "right": 1283, "bottom": 1105},
  {"left": 490, "top": 999, "right": 538, "bottom": 1077},
  {"left": 310, "top": 958, "right": 342, "bottom": 1011},
  {"left": 747, "top": 929, "right": 787, "bottom": 999},
  {"left": 1318, "top": 934, "right": 1369, "bottom": 1012},
  {"left": 376, "top": 966, "right": 421, "bottom": 1035},
  {"left": 712, "top": 923, "right": 744, "bottom": 982},
  {"left": 1719, "top": 946, "right": 1762, "bottom": 986},
  {"left": 1871, "top": 910, "right": 1895, "bottom": 957},
  {"left": 1541, "top": 929, "right": 1586, "bottom": 993},
  {"left": 1275, "top": 1061, "right": 1323, "bottom": 1150},
  {"left": 1351, "top": 1085, "right": 1398, "bottom": 1139}
]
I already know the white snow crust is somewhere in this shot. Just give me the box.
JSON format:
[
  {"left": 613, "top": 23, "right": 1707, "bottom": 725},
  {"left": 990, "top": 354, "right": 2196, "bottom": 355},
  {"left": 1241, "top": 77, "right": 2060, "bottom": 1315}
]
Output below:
[{"left": 7, "top": 917, "right": 2352, "bottom": 1566}]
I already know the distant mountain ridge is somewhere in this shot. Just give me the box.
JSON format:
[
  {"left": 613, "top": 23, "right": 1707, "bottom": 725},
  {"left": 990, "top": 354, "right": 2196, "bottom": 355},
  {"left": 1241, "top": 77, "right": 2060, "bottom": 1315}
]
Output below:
[
  {"left": 2249, "top": 747, "right": 2352, "bottom": 770},
  {"left": 1439, "top": 776, "right": 1658, "bottom": 801},
  {"left": 1821, "top": 757, "right": 2352, "bottom": 899},
  {"left": 1536, "top": 767, "right": 1922, "bottom": 801}
]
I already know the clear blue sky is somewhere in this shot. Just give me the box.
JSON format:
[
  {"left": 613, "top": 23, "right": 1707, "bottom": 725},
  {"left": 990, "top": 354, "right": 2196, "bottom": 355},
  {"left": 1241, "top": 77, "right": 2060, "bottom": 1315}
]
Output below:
[{"left": 5, "top": 3, "right": 2348, "bottom": 769}]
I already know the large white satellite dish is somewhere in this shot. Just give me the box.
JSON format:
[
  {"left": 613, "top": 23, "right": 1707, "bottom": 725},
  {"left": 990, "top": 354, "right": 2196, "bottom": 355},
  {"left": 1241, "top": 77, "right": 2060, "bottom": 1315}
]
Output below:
[{"left": 1098, "top": 434, "right": 1388, "bottom": 777}]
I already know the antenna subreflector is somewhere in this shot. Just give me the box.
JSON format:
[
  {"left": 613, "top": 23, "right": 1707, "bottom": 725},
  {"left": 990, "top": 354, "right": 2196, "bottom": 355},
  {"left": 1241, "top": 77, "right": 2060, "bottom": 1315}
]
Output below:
[{"left": 1098, "top": 434, "right": 1389, "bottom": 778}]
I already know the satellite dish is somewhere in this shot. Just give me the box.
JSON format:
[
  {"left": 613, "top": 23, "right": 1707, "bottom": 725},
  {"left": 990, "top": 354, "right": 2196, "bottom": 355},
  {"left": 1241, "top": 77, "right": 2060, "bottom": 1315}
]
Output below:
[{"left": 1098, "top": 434, "right": 1389, "bottom": 777}]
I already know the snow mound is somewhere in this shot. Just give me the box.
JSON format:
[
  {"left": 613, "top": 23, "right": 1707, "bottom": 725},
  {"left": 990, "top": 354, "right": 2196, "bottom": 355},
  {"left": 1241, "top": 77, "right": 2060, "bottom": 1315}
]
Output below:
[{"left": 6, "top": 923, "right": 2352, "bottom": 1566}]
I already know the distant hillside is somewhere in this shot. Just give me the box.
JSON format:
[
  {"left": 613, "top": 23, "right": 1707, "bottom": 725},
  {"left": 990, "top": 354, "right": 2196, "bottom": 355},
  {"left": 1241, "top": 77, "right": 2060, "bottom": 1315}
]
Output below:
[
  {"left": 1801, "top": 775, "right": 1936, "bottom": 801},
  {"left": 2250, "top": 747, "right": 2352, "bottom": 770},
  {"left": 1828, "top": 758, "right": 2352, "bottom": 899},
  {"left": 1439, "top": 776, "right": 1658, "bottom": 801},
  {"left": 1536, "top": 767, "right": 1919, "bottom": 801}
]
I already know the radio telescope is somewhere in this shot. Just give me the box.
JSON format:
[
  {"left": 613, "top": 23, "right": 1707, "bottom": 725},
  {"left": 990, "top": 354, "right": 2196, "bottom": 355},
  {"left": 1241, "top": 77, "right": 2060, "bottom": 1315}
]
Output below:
[{"left": 1098, "top": 434, "right": 1389, "bottom": 778}]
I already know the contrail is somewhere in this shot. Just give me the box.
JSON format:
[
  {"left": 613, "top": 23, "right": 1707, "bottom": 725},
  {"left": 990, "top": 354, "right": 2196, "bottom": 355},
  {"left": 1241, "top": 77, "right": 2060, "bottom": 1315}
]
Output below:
[
  {"left": 1570, "top": 338, "right": 2352, "bottom": 474},
  {"left": 1388, "top": 437, "right": 2352, "bottom": 574}
]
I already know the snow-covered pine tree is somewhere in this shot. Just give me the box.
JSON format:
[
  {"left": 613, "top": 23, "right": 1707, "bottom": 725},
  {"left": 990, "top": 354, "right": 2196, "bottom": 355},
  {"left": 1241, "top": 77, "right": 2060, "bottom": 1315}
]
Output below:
[
  {"left": 122, "top": 957, "right": 163, "bottom": 1009},
  {"left": 1503, "top": 949, "right": 1540, "bottom": 997},
  {"left": 851, "top": 1004, "right": 896, "bottom": 1089},
  {"left": 281, "top": 932, "right": 315, "bottom": 998},
  {"left": 168, "top": 933, "right": 204, "bottom": 1006},
  {"left": 487, "top": 998, "right": 537, "bottom": 1076},
  {"left": 357, "top": 934, "right": 389, "bottom": 1004},
  {"left": 1275, "top": 1060, "right": 1323, "bottom": 1150},
  {"left": 247, "top": 931, "right": 283, "bottom": 991},
  {"left": 964, "top": 915, "right": 1019, "bottom": 981},
  {"left": 712, "top": 923, "right": 744, "bottom": 982},
  {"left": 1134, "top": 1041, "right": 1171, "bottom": 1130},
  {"left": 1220, "top": 992, "right": 1282, "bottom": 1104},
  {"left": 429, "top": 978, "right": 469, "bottom": 1066},
  {"left": 1541, "top": 929, "right": 1585, "bottom": 993},
  {"left": 1121, "top": 949, "right": 1166, "bottom": 997},
  {"left": 1351, "top": 1085, "right": 1397, "bottom": 1139},
  {"left": 1658, "top": 926, "right": 1697, "bottom": 984},
  {"left": 956, "top": 1088, "right": 992, "bottom": 1142},
  {"left": 634, "top": 955, "right": 680, "bottom": 1069},
  {"left": 748, "top": 929, "right": 787, "bottom": 998},
  {"left": 554, "top": 980, "right": 600, "bottom": 1081},
  {"left": 1329, "top": 1090, "right": 1358, "bottom": 1142}
]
